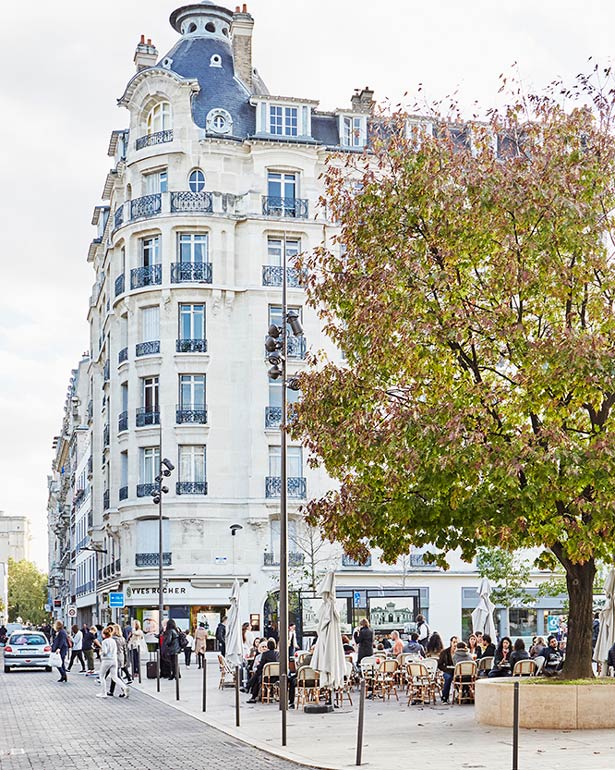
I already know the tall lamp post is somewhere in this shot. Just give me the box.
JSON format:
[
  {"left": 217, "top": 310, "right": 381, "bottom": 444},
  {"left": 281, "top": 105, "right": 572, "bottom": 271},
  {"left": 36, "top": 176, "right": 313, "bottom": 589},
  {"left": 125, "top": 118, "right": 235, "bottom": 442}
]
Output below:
[
  {"left": 150, "top": 435, "right": 174, "bottom": 693},
  {"left": 264, "top": 236, "right": 303, "bottom": 746},
  {"left": 79, "top": 545, "right": 108, "bottom": 624}
]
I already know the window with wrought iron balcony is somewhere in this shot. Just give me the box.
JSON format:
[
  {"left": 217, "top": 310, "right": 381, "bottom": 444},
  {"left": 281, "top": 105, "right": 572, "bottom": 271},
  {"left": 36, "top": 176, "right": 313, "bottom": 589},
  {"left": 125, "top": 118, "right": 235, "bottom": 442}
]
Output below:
[
  {"left": 263, "top": 171, "right": 308, "bottom": 219},
  {"left": 262, "top": 236, "right": 306, "bottom": 288},
  {"left": 176, "top": 303, "right": 207, "bottom": 353},
  {"left": 135, "top": 101, "right": 173, "bottom": 150},
  {"left": 171, "top": 233, "right": 212, "bottom": 284},
  {"left": 131, "top": 235, "right": 162, "bottom": 290},
  {"left": 266, "top": 446, "right": 306, "bottom": 498},
  {"left": 176, "top": 374, "right": 206, "bottom": 424},
  {"left": 136, "top": 306, "right": 160, "bottom": 358},
  {"left": 266, "top": 306, "right": 307, "bottom": 360},
  {"left": 266, "top": 376, "right": 299, "bottom": 428},
  {"left": 136, "top": 376, "right": 159, "bottom": 427}
]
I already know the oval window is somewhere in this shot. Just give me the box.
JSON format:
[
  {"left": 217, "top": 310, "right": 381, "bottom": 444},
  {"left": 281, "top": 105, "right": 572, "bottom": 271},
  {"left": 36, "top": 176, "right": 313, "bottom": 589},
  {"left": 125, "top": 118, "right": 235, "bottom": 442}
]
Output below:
[{"left": 189, "top": 169, "right": 206, "bottom": 193}]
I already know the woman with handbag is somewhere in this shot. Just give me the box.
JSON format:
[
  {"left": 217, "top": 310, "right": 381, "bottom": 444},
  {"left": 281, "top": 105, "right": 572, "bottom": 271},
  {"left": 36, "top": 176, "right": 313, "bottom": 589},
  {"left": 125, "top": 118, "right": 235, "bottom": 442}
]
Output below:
[
  {"left": 128, "top": 620, "right": 146, "bottom": 676},
  {"left": 50, "top": 620, "right": 69, "bottom": 682},
  {"left": 97, "top": 627, "right": 128, "bottom": 698}
]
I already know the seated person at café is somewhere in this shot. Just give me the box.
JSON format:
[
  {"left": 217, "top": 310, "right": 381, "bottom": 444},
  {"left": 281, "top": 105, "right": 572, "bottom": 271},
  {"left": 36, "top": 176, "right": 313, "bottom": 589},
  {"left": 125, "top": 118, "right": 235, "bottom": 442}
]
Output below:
[
  {"left": 404, "top": 632, "right": 425, "bottom": 657},
  {"left": 481, "top": 634, "right": 496, "bottom": 659},
  {"left": 487, "top": 636, "right": 513, "bottom": 677},
  {"left": 342, "top": 635, "right": 355, "bottom": 655},
  {"left": 509, "top": 638, "right": 530, "bottom": 670},
  {"left": 247, "top": 639, "right": 279, "bottom": 703},
  {"left": 540, "top": 635, "right": 564, "bottom": 677},
  {"left": 452, "top": 640, "right": 474, "bottom": 666},
  {"left": 390, "top": 630, "right": 404, "bottom": 656},
  {"left": 437, "top": 636, "right": 458, "bottom": 703}
]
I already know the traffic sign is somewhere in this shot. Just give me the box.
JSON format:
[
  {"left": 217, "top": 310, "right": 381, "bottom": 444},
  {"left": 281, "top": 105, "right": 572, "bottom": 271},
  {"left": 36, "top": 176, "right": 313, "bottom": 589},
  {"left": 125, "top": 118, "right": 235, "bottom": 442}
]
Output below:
[
  {"left": 109, "top": 592, "right": 125, "bottom": 608},
  {"left": 67, "top": 606, "right": 77, "bottom": 618}
]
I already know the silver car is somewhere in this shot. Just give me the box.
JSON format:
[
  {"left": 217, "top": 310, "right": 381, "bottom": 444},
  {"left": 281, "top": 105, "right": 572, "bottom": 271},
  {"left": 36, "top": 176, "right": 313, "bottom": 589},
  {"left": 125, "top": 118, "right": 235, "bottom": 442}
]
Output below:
[{"left": 3, "top": 631, "right": 52, "bottom": 672}]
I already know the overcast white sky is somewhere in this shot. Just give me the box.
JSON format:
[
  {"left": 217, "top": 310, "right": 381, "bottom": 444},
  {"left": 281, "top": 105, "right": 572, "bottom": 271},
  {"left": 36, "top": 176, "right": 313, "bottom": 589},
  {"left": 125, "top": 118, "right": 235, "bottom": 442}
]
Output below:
[{"left": 0, "top": 0, "right": 613, "bottom": 568}]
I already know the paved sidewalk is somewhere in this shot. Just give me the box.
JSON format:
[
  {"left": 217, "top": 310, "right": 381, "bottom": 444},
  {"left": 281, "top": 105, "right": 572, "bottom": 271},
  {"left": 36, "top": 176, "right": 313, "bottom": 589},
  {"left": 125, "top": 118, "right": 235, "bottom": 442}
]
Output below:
[
  {"left": 134, "top": 656, "right": 615, "bottom": 770},
  {"left": 0, "top": 666, "right": 315, "bottom": 770}
]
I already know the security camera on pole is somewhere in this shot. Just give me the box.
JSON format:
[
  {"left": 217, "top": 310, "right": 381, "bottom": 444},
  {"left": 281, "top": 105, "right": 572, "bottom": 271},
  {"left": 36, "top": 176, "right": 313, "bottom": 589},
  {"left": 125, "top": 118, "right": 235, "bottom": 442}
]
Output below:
[{"left": 264, "top": 235, "right": 303, "bottom": 747}]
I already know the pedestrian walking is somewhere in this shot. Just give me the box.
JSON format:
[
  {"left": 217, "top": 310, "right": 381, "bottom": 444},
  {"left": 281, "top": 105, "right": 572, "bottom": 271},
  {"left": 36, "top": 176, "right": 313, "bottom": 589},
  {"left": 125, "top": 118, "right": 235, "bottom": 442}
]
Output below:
[
  {"left": 194, "top": 622, "right": 208, "bottom": 669},
  {"left": 215, "top": 617, "right": 227, "bottom": 657},
  {"left": 127, "top": 620, "right": 146, "bottom": 674},
  {"left": 161, "top": 618, "right": 181, "bottom": 679},
  {"left": 111, "top": 624, "right": 133, "bottom": 684},
  {"left": 183, "top": 629, "right": 194, "bottom": 667},
  {"left": 51, "top": 620, "right": 69, "bottom": 682},
  {"left": 81, "top": 625, "right": 96, "bottom": 674},
  {"left": 97, "top": 627, "right": 128, "bottom": 698},
  {"left": 67, "top": 624, "right": 86, "bottom": 672}
]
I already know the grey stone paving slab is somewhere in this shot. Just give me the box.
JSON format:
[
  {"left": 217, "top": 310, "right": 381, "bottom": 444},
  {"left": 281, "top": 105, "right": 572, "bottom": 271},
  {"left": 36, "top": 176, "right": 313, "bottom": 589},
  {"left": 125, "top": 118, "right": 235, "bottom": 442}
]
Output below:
[{"left": 0, "top": 670, "right": 315, "bottom": 770}]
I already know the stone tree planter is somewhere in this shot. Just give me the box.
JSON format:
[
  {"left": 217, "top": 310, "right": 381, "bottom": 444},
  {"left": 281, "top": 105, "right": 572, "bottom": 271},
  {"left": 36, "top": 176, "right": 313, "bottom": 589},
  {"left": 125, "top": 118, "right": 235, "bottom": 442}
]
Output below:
[{"left": 475, "top": 678, "right": 615, "bottom": 729}]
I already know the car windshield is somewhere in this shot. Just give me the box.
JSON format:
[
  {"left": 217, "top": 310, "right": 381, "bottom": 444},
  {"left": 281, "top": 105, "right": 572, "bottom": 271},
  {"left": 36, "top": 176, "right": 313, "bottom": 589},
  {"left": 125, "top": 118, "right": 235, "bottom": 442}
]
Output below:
[{"left": 10, "top": 634, "right": 46, "bottom": 646}]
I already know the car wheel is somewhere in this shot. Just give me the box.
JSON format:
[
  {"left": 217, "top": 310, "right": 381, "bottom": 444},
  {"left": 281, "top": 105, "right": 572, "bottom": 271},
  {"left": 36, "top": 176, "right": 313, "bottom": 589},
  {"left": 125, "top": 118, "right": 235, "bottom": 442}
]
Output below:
[
  {"left": 45, "top": 666, "right": 52, "bottom": 672},
  {"left": 4, "top": 666, "right": 10, "bottom": 673}
]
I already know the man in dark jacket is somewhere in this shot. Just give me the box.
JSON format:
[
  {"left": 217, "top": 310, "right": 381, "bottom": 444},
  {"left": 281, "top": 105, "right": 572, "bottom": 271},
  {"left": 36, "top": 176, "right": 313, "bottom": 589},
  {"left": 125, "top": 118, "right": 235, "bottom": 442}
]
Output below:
[
  {"left": 82, "top": 626, "right": 96, "bottom": 674},
  {"left": 247, "top": 639, "right": 279, "bottom": 702},
  {"left": 437, "top": 636, "right": 458, "bottom": 703},
  {"left": 541, "top": 635, "right": 563, "bottom": 676},
  {"left": 215, "top": 618, "right": 227, "bottom": 657}
]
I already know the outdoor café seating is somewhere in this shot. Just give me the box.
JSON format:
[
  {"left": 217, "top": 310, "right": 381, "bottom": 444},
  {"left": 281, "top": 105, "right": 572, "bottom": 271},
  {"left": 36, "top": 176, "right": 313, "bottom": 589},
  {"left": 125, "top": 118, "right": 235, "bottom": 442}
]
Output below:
[
  {"left": 296, "top": 665, "right": 320, "bottom": 707},
  {"left": 406, "top": 661, "right": 435, "bottom": 705},
  {"left": 335, "top": 660, "right": 354, "bottom": 707},
  {"left": 512, "top": 659, "right": 537, "bottom": 677},
  {"left": 374, "top": 659, "right": 399, "bottom": 701},
  {"left": 218, "top": 654, "right": 236, "bottom": 689},
  {"left": 261, "top": 661, "right": 280, "bottom": 703},
  {"left": 452, "top": 660, "right": 477, "bottom": 704},
  {"left": 476, "top": 656, "right": 493, "bottom": 677}
]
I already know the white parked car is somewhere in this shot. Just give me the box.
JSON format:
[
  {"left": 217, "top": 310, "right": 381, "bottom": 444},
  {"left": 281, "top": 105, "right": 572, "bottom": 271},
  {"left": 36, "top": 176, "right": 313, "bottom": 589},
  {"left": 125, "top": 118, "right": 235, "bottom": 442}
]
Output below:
[{"left": 3, "top": 630, "right": 52, "bottom": 673}]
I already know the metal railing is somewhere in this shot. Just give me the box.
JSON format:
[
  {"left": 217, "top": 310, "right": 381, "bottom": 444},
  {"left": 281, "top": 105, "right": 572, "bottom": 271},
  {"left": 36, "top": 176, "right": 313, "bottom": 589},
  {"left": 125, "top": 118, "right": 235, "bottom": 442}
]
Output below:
[
  {"left": 114, "top": 273, "right": 125, "bottom": 297},
  {"left": 176, "top": 405, "right": 207, "bottom": 424},
  {"left": 135, "top": 340, "right": 160, "bottom": 357},
  {"left": 135, "top": 129, "right": 173, "bottom": 150},
  {"left": 171, "top": 191, "right": 213, "bottom": 213},
  {"left": 103, "top": 425, "right": 109, "bottom": 447},
  {"left": 135, "top": 552, "right": 172, "bottom": 567},
  {"left": 265, "top": 406, "right": 283, "bottom": 428},
  {"left": 114, "top": 558, "right": 120, "bottom": 573},
  {"left": 262, "top": 265, "right": 306, "bottom": 288},
  {"left": 114, "top": 206, "right": 124, "bottom": 229},
  {"left": 118, "top": 411, "right": 128, "bottom": 432},
  {"left": 103, "top": 490, "right": 109, "bottom": 510},
  {"left": 118, "top": 347, "right": 128, "bottom": 364},
  {"left": 265, "top": 335, "right": 306, "bottom": 359},
  {"left": 119, "top": 486, "right": 128, "bottom": 501},
  {"left": 103, "top": 360, "right": 110, "bottom": 382},
  {"left": 136, "top": 483, "right": 157, "bottom": 498},
  {"left": 176, "top": 481, "right": 208, "bottom": 495},
  {"left": 176, "top": 338, "right": 207, "bottom": 353},
  {"left": 131, "top": 193, "right": 162, "bottom": 221},
  {"left": 342, "top": 554, "right": 373, "bottom": 567},
  {"left": 87, "top": 456, "right": 93, "bottom": 476},
  {"left": 171, "top": 262, "right": 212, "bottom": 283},
  {"left": 130, "top": 264, "right": 162, "bottom": 289},
  {"left": 262, "top": 196, "right": 308, "bottom": 219},
  {"left": 264, "top": 551, "right": 305, "bottom": 567},
  {"left": 136, "top": 407, "right": 160, "bottom": 427},
  {"left": 87, "top": 400, "right": 93, "bottom": 421},
  {"left": 265, "top": 476, "right": 306, "bottom": 498}
]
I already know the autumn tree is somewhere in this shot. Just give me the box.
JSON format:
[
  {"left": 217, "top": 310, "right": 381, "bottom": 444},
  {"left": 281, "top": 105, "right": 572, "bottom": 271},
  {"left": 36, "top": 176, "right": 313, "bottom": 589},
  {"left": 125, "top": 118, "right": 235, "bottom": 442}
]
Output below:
[
  {"left": 476, "top": 548, "right": 533, "bottom": 635},
  {"left": 294, "top": 71, "right": 615, "bottom": 678},
  {"left": 8, "top": 558, "right": 48, "bottom": 626}
]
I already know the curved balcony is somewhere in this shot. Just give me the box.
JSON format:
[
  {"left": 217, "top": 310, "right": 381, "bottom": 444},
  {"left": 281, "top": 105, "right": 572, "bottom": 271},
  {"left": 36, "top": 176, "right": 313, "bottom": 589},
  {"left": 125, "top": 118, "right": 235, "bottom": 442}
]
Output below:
[
  {"left": 176, "top": 481, "right": 208, "bottom": 495},
  {"left": 171, "top": 191, "right": 213, "bottom": 213},
  {"left": 135, "top": 552, "right": 172, "bottom": 567},
  {"left": 118, "top": 411, "right": 128, "bottom": 433},
  {"left": 135, "top": 129, "right": 173, "bottom": 150},
  {"left": 119, "top": 486, "right": 128, "bottom": 501},
  {"left": 103, "top": 490, "right": 109, "bottom": 510},
  {"left": 118, "top": 347, "right": 128, "bottom": 364},
  {"left": 265, "top": 476, "right": 306, "bottom": 499},
  {"left": 176, "top": 405, "right": 207, "bottom": 425},
  {"left": 262, "top": 196, "right": 308, "bottom": 219},
  {"left": 131, "top": 264, "right": 162, "bottom": 290},
  {"left": 176, "top": 338, "right": 207, "bottom": 353},
  {"left": 114, "top": 206, "right": 123, "bottom": 230},
  {"left": 136, "top": 407, "right": 160, "bottom": 427},
  {"left": 171, "top": 262, "right": 212, "bottom": 284},
  {"left": 103, "top": 425, "right": 109, "bottom": 448},
  {"left": 135, "top": 340, "right": 160, "bottom": 357},
  {"left": 262, "top": 265, "right": 306, "bottom": 288},
  {"left": 136, "top": 483, "right": 157, "bottom": 498},
  {"left": 131, "top": 193, "right": 161, "bottom": 221},
  {"left": 114, "top": 274, "right": 125, "bottom": 297}
]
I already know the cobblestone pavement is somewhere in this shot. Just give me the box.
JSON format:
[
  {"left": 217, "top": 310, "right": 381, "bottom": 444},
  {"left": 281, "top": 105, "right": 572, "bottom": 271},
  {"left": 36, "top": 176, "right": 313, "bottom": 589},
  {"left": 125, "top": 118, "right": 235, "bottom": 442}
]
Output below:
[{"left": 0, "top": 669, "right": 314, "bottom": 770}]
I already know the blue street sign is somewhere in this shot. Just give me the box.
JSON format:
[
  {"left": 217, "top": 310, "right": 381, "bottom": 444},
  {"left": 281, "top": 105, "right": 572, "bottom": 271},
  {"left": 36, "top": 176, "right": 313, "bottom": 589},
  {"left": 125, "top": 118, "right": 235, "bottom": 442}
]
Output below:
[
  {"left": 109, "top": 592, "right": 125, "bottom": 608},
  {"left": 353, "top": 591, "right": 361, "bottom": 608}
]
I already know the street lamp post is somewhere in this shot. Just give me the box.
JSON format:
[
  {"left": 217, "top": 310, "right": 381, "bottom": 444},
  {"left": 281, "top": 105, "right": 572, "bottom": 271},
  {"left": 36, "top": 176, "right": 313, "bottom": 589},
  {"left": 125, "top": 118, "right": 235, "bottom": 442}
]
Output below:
[{"left": 264, "top": 235, "right": 303, "bottom": 746}]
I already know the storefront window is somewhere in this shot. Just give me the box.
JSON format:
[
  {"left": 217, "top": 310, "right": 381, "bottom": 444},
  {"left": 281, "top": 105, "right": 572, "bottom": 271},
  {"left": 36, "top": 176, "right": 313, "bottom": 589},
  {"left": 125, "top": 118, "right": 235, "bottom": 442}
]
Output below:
[{"left": 509, "top": 608, "right": 537, "bottom": 639}]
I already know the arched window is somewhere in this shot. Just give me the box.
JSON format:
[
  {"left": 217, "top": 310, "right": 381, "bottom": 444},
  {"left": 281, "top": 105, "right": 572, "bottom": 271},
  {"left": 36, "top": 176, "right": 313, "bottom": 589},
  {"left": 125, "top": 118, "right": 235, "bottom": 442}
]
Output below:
[
  {"left": 189, "top": 169, "right": 206, "bottom": 192},
  {"left": 146, "top": 102, "right": 172, "bottom": 135}
]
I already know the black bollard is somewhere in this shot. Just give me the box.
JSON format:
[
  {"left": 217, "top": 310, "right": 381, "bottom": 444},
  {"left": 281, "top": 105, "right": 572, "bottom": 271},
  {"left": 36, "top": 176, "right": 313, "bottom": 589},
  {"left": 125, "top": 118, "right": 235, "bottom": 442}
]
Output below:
[
  {"left": 137, "top": 648, "right": 142, "bottom": 684},
  {"left": 235, "top": 665, "right": 241, "bottom": 726},
  {"left": 202, "top": 656, "right": 207, "bottom": 712},
  {"left": 512, "top": 680, "right": 519, "bottom": 770},
  {"left": 175, "top": 653, "right": 180, "bottom": 701},
  {"left": 356, "top": 678, "right": 366, "bottom": 766}
]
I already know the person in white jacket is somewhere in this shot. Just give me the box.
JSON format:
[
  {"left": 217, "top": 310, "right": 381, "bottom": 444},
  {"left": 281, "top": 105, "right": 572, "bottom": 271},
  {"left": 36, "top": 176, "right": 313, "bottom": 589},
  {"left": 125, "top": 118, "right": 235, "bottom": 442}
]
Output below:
[
  {"left": 97, "top": 627, "right": 128, "bottom": 698},
  {"left": 67, "top": 624, "right": 85, "bottom": 672}
]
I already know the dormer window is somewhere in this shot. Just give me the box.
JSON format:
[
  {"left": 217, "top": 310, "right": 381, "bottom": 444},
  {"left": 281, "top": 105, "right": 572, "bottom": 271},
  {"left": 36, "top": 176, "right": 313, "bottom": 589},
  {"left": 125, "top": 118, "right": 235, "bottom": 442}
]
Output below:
[
  {"left": 270, "top": 105, "right": 298, "bottom": 137},
  {"left": 206, "top": 108, "right": 232, "bottom": 135},
  {"left": 340, "top": 115, "right": 367, "bottom": 148},
  {"left": 147, "top": 102, "right": 172, "bottom": 134},
  {"left": 252, "top": 97, "right": 315, "bottom": 139}
]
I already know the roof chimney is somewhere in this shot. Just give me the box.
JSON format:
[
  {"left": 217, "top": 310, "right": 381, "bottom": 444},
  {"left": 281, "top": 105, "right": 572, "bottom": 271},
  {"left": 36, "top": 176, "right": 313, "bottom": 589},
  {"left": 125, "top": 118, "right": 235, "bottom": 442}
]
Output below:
[
  {"left": 351, "top": 87, "right": 375, "bottom": 114},
  {"left": 231, "top": 6, "right": 254, "bottom": 92},
  {"left": 134, "top": 36, "right": 158, "bottom": 72}
]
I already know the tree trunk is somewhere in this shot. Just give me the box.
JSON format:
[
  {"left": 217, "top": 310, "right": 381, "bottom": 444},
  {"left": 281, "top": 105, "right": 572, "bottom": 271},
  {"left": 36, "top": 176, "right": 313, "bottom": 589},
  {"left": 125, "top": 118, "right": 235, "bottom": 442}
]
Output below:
[{"left": 553, "top": 547, "right": 595, "bottom": 679}]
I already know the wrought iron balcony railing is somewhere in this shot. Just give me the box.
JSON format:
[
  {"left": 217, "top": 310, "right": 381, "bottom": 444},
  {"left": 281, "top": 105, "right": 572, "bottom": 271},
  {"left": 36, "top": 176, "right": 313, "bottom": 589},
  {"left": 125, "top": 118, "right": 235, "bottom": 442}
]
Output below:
[
  {"left": 114, "top": 558, "right": 120, "bottom": 573},
  {"left": 265, "top": 476, "right": 306, "bottom": 499},
  {"left": 135, "top": 129, "right": 173, "bottom": 150},
  {"left": 130, "top": 264, "right": 162, "bottom": 289},
  {"left": 262, "top": 196, "right": 308, "bottom": 219},
  {"left": 342, "top": 554, "right": 372, "bottom": 568},
  {"left": 103, "top": 425, "right": 109, "bottom": 447},
  {"left": 171, "top": 262, "right": 213, "bottom": 284},
  {"left": 176, "top": 405, "right": 207, "bottom": 424},
  {"left": 171, "top": 191, "right": 213, "bottom": 213},
  {"left": 103, "top": 360, "right": 110, "bottom": 382},
  {"left": 87, "top": 400, "right": 93, "bottom": 420},
  {"left": 118, "top": 411, "right": 128, "bottom": 432},
  {"left": 119, "top": 486, "right": 128, "bottom": 501},
  {"left": 136, "top": 483, "right": 157, "bottom": 498},
  {"left": 114, "top": 206, "right": 123, "bottom": 230},
  {"left": 263, "top": 551, "right": 305, "bottom": 567},
  {"left": 265, "top": 406, "right": 282, "bottom": 428},
  {"left": 264, "top": 335, "right": 306, "bottom": 359},
  {"left": 118, "top": 347, "right": 128, "bottom": 364},
  {"left": 135, "top": 552, "right": 172, "bottom": 567},
  {"left": 136, "top": 407, "right": 160, "bottom": 427},
  {"left": 176, "top": 338, "right": 207, "bottom": 353},
  {"left": 262, "top": 265, "right": 306, "bottom": 288},
  {"left": 131, "top": 193, "right": 161, "bottom": 220},
  {"left": 103, "top": 490, "right": 109, "bottom": 510},
  {"left": 176, "top": 481, "right": 208, "bottom": 495},
  {"left": 87, "top": 456, "right": 93, "bottom": 476},
  {"left": 135, "top": 340, "right": 160, "bottom": 357},
  {"left": 114, "top": 273, "right": 125, "bottom": 297}
]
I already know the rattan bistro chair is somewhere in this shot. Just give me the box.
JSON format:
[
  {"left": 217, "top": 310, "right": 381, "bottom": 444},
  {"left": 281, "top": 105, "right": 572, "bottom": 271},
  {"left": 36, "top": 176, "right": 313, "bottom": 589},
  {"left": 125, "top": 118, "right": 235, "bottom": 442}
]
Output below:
[
  {"left": 374, "top": 659, "right": 399, "bottom": 701},
  {"left": 452, "top": 661, "right": 477, "bottom": 704},
  {"left": 476, "top": 656, "right": 494, "bottom": 677},
  {"left": 217, "top": 654, "right": 236, "bottom": 689},
  {"left": 406, "top": 662, "right": 435, "bottom": 705},
  {"left": 296, "top": 666, "right": 320, "bottom": 707},
  {"left": 512, "top": 659, "right": 537, "bottom": 677},
  {"left": 261, "top": 661, "right": 280, "bottom": 703}
]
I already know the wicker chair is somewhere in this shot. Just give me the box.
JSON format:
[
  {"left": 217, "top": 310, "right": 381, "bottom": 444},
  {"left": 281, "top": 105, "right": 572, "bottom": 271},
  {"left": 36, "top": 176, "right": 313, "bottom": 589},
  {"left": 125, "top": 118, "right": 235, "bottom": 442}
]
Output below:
[
  {"left": 217, "top": 654, "right": 236, "bottom": 689},
  {"left": 476, "top": 656, "right": 494, "bottom": 677},
  {"left": 296, "top": 665, "right": 320, "bottom": 707},
  {"left": 261, "top": 661, "right": 280, "bottom": 703},
  {"left": 452, "top": 661, "right": 477, "bottom": 704},
  {"left": 406, "top": 662, "right": 435, "bottom": 705},
  {"left": 374, "top": 659, "right": 399, "bottom": 700},
  {"left": 512, "top": 658, "right": 537, "bottom": 677}
]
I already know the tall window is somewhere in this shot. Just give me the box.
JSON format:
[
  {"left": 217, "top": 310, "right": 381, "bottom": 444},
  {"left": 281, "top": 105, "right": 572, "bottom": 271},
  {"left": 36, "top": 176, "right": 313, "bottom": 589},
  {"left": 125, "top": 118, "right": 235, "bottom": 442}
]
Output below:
[
  {"left": 178, "top": 233, "right": 208, "bottom": 263},
  {"left": 136, "top": 518, "right": 169, "bottom": 552},
  {"left": 141, "top": 306, "right": 160, "bottom": 342},
  {"left": 141, "top": 236, "right": 160, "bottom": 266},
  {"left": 269, "top": 377, "right": 300, "bottom": 408},
  {"left": 270, "top": 519, "right": 298, "bottom": 559},
  {"left": 268, "top": 446, "right": 302, "bottom": 478},
  {"left": 267, "top": 237, "right": 300, "bottom": 266},
  {"left": 179, "top": 374, "right": 205, "bottom": 407},
  {"left": 146, "top": 102, "right": 172, "bottom": 134},
  {"left": 120, "top": 451, "right": 128, "bottom": 488},
  {"left": 179, "top": 445, "right": 206, "bottom": 483},
  {"left": 142, "top": 376, "right": 159, "bottom": 411},
  {"left": 144, "top": 169, "right": 168, "bottom": 194},
  {"left": 341, "top": 115, "right": 366, "bottom": 147},
  {"left": 268, "top": 172, "right": 296, "bottom": 201},
  {"left": 189, "top": 169, "right": 205, "bottom": 192},
  {"left": 140, "top": 446, "right": 160, "bottom": 483},
  {"left": 121, "top": 382, "right": 128, "bottom": 412},
  {"left": 270, "top": 105, "right": 298, "bottom": 137},
  {"left": 179, "top": 304, "right": 205, "bottom": 340}
]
